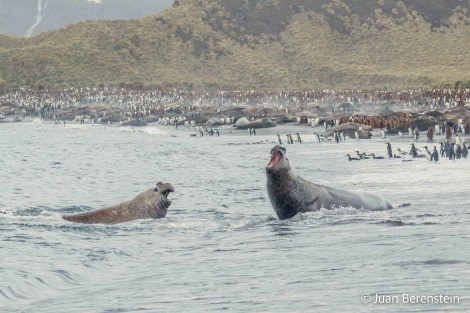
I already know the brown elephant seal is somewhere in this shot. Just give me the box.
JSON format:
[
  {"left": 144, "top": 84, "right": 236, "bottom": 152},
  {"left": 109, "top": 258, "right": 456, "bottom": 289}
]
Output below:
[
  {"left": 63, "top": 182, "right": 174, "bottom": 224},
  {"left": 266, "top": 145, "right": 393, "bottom": 220}
]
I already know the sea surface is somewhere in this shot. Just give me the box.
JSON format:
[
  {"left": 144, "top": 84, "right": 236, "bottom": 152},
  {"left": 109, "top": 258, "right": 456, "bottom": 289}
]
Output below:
[{"left": 1, "top": 120, "right": 469, "bottom": 313}]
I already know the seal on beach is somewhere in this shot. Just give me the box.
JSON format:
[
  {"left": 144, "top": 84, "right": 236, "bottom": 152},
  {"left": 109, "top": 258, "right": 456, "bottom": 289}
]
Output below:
[
  {"left": 62, "top": 182, "right": 174, "bottom": 224},
  {"left": 265, "top": 145, "right": 393, "bottom": 220},
  {"left": 233, "top": 117, "right": 276, "bottom": 129},
  {"left": 322, "top": 122, "right": 372, "bottom": 139}
]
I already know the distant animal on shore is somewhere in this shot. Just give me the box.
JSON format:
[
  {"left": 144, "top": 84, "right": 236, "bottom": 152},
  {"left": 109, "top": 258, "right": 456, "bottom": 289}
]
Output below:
[
  {"left": 233, "top": 117, "right": 276, "bottom": 129},
  {"left": 323, "top": 122, "right": 372, "bottom": 139}
]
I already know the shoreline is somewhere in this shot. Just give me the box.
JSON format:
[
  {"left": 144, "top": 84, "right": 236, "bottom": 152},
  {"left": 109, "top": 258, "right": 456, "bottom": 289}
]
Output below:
[{"left": 1, "top": 88, "right": 470, "bottom": 136}]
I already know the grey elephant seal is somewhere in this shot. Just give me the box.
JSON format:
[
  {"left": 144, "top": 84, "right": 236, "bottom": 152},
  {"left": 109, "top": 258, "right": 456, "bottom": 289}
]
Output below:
[
  {"left": 323, "top": 122, "right": 372, "bottom": 139},
  {"left": 63, "top": 182, "right": 174, "bottom": 224},
  {"left": 266, "top": 145, "right": 393, "bottom": 219},
  {"left": 233, "top": 117, "right": 276, "bottom": 129}
]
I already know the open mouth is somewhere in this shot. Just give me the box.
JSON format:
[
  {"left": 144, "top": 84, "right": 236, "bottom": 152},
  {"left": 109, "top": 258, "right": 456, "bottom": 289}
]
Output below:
[
  {"left": 162, "top": 191, "right": 172, "bottom": 208},
  {"left": 267, "top": 152, "right": 281, "bottom": 168},
  {"left": 159, "top": 183, "right": 174, "bottom": 204},
  {"left": 155, "top": 197, "right": 172, "bottom": 218},
  {"left": 158, "top": 187, "right": 173, "bottom": 213},
  {"left": 267, "top": 145, "right": 286, "bottom": 168}
]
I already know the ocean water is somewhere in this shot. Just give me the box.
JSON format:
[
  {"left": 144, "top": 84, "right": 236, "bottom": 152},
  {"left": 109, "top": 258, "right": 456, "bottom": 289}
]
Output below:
[{"left": 1, "top": 121, "right": 469, "bottom": 313}]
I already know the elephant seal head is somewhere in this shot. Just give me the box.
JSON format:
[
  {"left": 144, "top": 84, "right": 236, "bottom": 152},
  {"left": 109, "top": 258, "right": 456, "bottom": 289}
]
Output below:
[{"left": 150, "top": 181, "right": 175, "bottom": 218}]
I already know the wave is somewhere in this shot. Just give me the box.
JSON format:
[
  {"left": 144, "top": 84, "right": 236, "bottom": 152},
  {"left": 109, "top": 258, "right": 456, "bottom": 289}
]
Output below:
[
  {"left": 393, "top": 259, "right": 467, "bottom": 268},
  {"left": 2, "top": 200, "right": 464, "bottom": 232},
  {"left": 0, "top": 268, "right": 84, "bottom": 305}
]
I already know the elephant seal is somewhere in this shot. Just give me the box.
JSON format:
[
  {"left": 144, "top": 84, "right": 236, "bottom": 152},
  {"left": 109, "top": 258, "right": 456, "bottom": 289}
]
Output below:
[
  {"left": 63, "top": 182, "right": 174, "bottom": 224},
  {"left": 233, "top": 117, "right": 276, "bottom": 129},
  {"left": 266, "top": 145, "right": 393, "bottom": 220},
  {"left": 323, "top": 122, "right": 372, "bottom": 139}
]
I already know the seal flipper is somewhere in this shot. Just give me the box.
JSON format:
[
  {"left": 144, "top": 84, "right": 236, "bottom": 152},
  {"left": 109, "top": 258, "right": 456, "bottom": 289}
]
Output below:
[
  {"left": 397, "top": 203, "right": 411, "bottom": 208},
  {"left": 302, "top": 197, "right": 321, "bottom": 212}
]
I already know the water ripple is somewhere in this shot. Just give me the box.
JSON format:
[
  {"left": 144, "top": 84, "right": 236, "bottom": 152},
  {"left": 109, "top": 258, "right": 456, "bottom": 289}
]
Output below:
[{"left": 1, "top": 122, "right": 469, "bottom": 313}]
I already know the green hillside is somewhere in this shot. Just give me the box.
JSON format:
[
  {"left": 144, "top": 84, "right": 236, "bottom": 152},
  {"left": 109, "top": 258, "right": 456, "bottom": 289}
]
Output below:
[{"left": 0, "top": 0, "right": 469, "bottom": 91}]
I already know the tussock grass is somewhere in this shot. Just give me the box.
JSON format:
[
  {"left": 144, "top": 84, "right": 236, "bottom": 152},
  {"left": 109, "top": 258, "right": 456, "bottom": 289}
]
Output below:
[{"left": 0, "top": 0, "right": 469, "bottom": 91}]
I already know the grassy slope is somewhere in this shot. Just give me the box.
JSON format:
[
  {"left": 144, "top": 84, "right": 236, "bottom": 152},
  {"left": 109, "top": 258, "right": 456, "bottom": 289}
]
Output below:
[{"left": 0, "top": 0, "right": 469, "bottom": 91}]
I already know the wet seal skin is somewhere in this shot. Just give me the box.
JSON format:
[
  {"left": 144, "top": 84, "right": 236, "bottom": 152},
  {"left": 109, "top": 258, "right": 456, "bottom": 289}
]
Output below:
[
  {"left": 63, "top": 182, "right": 174, "bottom": 224},
  {"left": 266, "top": 145, "right": 393, "bottom": 219}
]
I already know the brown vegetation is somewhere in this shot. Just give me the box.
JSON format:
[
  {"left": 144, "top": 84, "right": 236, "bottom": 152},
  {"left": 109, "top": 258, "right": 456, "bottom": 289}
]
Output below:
[{"left": 0, "top": 0, "right": 469, "bottom": 91}]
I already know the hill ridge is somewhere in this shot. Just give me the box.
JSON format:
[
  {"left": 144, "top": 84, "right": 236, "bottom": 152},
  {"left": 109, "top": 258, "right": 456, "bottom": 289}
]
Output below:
[{"left": 1, "top": 0, "right": 470, "bottom": 91}]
